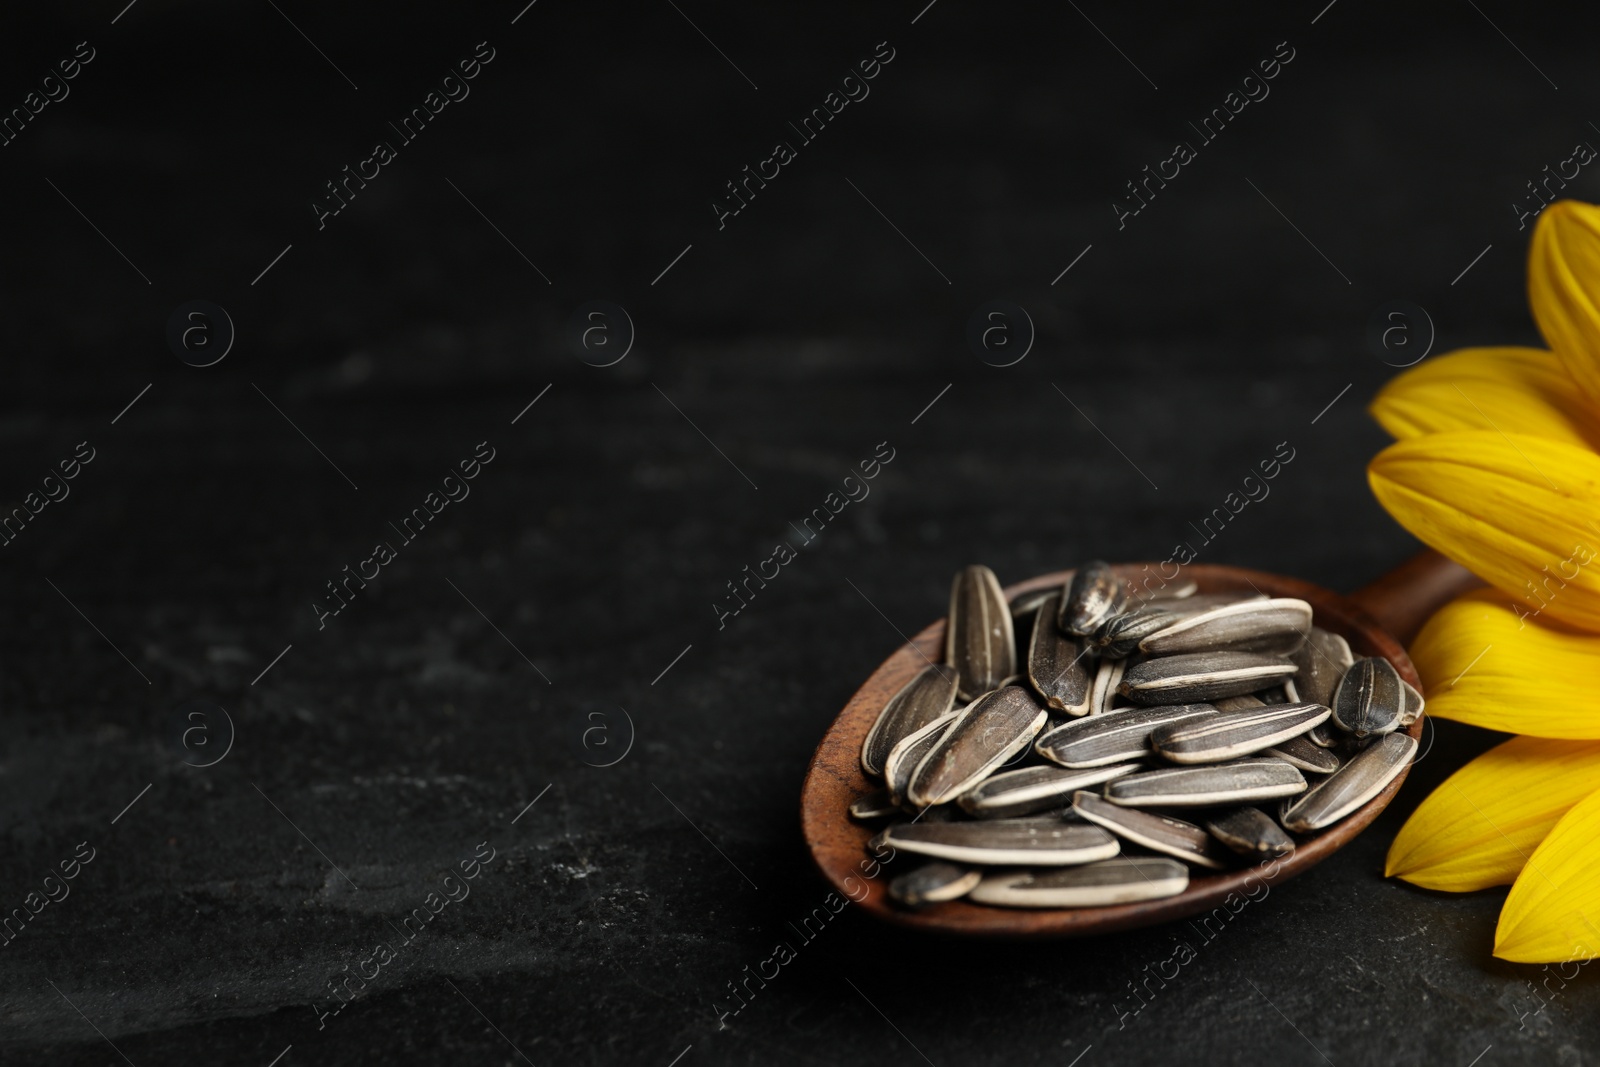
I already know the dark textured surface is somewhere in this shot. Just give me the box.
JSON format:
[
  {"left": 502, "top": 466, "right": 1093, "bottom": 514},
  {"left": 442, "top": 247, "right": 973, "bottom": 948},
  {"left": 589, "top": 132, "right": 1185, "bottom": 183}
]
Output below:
[{"left": 1, "top": 1, "right": 1598, "bottom": 1063}]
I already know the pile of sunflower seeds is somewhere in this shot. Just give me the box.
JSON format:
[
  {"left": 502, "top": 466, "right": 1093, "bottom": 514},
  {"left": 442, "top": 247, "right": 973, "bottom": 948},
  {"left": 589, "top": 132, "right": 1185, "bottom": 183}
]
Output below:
[{"left": 854, "top": 562, "right": 1422, "bottom": 909}]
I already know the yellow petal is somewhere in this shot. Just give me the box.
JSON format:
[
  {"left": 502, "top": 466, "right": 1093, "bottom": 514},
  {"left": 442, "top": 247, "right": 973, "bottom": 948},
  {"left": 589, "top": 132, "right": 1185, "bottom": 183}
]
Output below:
[
  {"left": 1387, "top": 735, "right": 1600, "bottom": 890},
  {"left": 1369, "top": 346, "right": 1600, "bottom": 450},
  {"left": 1369, "top": 431, "right": 1600, "bottom": 631},
  {"left": 1495, "top": 786, "right": 1600, "bottom": 963},
  {"left": 1410, "top": 589, "right": 1600, "bottom": 737},
  {"left": 1530, "top": 200, "right": 1600, "bottom": 414}
]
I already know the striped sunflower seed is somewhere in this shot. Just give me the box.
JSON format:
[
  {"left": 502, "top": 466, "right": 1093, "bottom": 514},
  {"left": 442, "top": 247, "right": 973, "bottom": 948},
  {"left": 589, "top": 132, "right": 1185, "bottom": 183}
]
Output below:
[
  {"left": 1072, "top": 790, "right": 1231, "bottom": 869},
  {"left": 907, "top": 686, "right": 1048, "bottom": 807},
  {"left": 1204, "top": 807, "right": 1295, "bottom": 859},
  {"left": 1104, "top": 757, "right": 1307, "bottom": 808},
  {"left": 1089, "top": 657, "right": 1128, "bottom": 715},
  {"left": 1398, "top": 678, "right": 1425, "bottom": 727},
  {"left": 1008, "top": 587, "right": 1056, "bottom": 621},
  {"left": 1330, "top": 656, "right": 1404, "bottom": 738},
  {"left": 883, "top": 713, "right": 959, "bottom": 807},
  {"left": 1009, "top": 589, "right": 1051, "bottom": 665},
  {"left": 848, "top": 789, "right": 900, "bottom": 821},
  {"left": 888, "top": 862, "right": 982, "bottom": 906},
  {"left": 1148, "top": 579, "right": 1200, "bottom": 600},
  {"left": 1150, "top": 702, "right": 1331, "bottom": 764},
  {"left": 1138, "top": 591, "right": 1264, "bottom": 614},
  {"left": 915, "top": 802, "right": 963, "bottom": 823},
  {"left": 860, "top": 663, "right": 961, "bottom": 778},
  {"left": 1034, "top": 704, "right": 1215, "bottom": 768},
  {"left": 1092, "top": 606, "right": 1179, "bottom": 658},
  {"left": 1264, "top": 733, "right": 1341, "bottom": 774},
  {"left": 968, "top": 857, "right": 1189, "bottom": 907},
  {"left": 1307, "top": 720, "right": 1341, "bottom": 748},
  {"left": 1028, "top": 594, "right": 1092, "bottom": 715},
  {"left": 1138, "top": 597, "right": 1313, "bottom": 657},
  {"left": 1058, "top": 560, "right": 1128, "bottom": 636},
  {"left": 1281, "top": 732, "right": 1417, "bottom": 832},
  {"left": 946, "top": 565, "right": 1016, "bottom": 700},
  {"left": 958, "top": 763, "right": 1142, "bottom": 819},
  {"left": 1289, "top": 626, "right": 1354, "bottom": 707},
  {"left": 873, "top": 819, "right": 1120, "bottom": 866},
  {"left": 1119, "top": 651, "right": 1298, "bottom": 705},
  {"left": 1255, "top": 684, "right": 1293, "bottom": 704}
]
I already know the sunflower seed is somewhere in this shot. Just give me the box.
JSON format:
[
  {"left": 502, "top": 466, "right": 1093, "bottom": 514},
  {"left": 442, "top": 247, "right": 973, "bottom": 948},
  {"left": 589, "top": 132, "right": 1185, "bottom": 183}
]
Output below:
[
  {"left": 873, "top": 819, "right": 1120, "bottom": 865},
  {"left": 1281, "top": 678, "right": 1301, "bottom": 703},
  {"left": 848, "top": 789, "right": 901, "bottom": 821},
  {"left": 1058, "top": 560, "right": 1128, "bottom": 636},
  {"left": 1307, "top": 720, "right": 1340, "bottom": 747},
  {"left": 1330, "top": 656, "right": 1404, "bottom": 738},
  {"left": 1281, "top": 732, "right": 1417, "bottom": 832},
  {"left": 860, "top": 663, "right": 961, "bottom": 777},
  {"left": 1204, "top": 807, "right": 1296, "bottom": 859},
  {"left": 1150, "top": 702, "right": 1331, "bottom": 764},
  {"left": 1072, "top": 790, "right": 1231, "bottom": 869},
  {"left": 1027, "top": 595, "right": 1092, "bottom": 715},
  {"left": 1035, "top": 704, "right": 1215, "bottom": 768},
  {"left": 883, "top": 713, "right": 959, "bottom": 807},
  {"left": 888, "top": 862, "right": 982, "bottom": 906},
  {"left": 1349, "top": 734, "right": 1392, "bottom": 760},
  {"left": 968, "top": 857, "right": 1189, "bottom": 907},
  {"left": 1092, "top": 606, "right": 1179, "bottom": 658},
  {"left": 917, "top": 802, "right": 963, "bottom": 823},
  {"left": 1119, "top": 651, "right": 1298, "bottom": 705},
  {"left": 1104, "top": 757, "right": 1307, "bottom": 808},
  {"left": 958, "top": 763, "right": 1143, "bottom": 818},
  {"left": 1398, "top": 679, "right": 1425, "bottom": 727},
  {"left": 946, "top": 565, "right": 1016, "bottom": 700},
  {"left": 1008, "top": 587, "right": 1056, "bottom": 620},
  {"left": 1264, "top": 733, "right": 1341, "bottom": 774},
  {"left": 1289, "top": 626, "right": 1354, "bottom": 706},
  {"left": 1126, "top": 579, "right": 1203, "bottom": 604},
  {"left": 1141, "top": 591, "right": 1265, "bottom": 614},
  {"left": 907, "top": 686, "right": 1048, "bottom": 807},
  {"left": 1089, "top": 657, "right": 1128, "bottom": 715},
  {"left": 1009, "top": 589, "right": 1051, "bottom": 664},
  {"left": 1138, "top": 598, "right": 1313, "bottom": 657},
  {"left": 1213, "top": 693, "right": 1267, "bottom": 712}
]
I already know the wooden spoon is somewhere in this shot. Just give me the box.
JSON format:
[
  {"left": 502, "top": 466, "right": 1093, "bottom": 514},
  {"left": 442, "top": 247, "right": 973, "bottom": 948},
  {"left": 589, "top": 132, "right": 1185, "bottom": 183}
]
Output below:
[{"left": 799, "top": 552, "right": 1480, "bottom": 937}]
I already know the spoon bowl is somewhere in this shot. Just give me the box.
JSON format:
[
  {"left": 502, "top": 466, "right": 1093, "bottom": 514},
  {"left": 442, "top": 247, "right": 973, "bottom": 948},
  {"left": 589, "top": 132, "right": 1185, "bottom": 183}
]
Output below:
[{"left": 800, "top": 559, "right": 1468, "bottom": 938}]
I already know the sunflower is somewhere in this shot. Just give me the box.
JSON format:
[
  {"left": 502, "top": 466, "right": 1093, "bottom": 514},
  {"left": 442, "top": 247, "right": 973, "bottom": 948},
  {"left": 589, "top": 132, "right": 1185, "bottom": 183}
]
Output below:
[{"left": 1370, "top": 199, "right": 1600, "bottom": 964}]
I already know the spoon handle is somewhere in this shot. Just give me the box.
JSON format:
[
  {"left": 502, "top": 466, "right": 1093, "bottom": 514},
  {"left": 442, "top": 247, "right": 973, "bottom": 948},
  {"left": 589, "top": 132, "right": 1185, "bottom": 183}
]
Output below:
[{"left": 1347, "top": 549, "right": 1483, "bottom": 646}]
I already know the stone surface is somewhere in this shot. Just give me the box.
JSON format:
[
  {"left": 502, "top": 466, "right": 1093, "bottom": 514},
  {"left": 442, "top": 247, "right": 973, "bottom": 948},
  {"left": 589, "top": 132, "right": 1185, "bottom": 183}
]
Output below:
[{"left": 0, "top": 2, "right": 1596, "bottom": 1064}]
